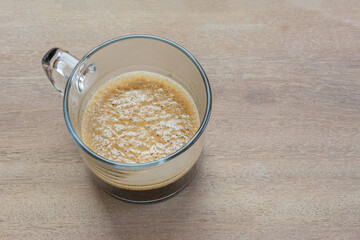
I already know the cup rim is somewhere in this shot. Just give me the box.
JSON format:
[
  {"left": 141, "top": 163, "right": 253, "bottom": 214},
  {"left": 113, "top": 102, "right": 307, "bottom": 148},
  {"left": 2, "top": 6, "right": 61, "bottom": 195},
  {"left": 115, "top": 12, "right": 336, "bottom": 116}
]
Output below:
[{"left": 63, "top": 35, "right": 212, "bottom": 170}]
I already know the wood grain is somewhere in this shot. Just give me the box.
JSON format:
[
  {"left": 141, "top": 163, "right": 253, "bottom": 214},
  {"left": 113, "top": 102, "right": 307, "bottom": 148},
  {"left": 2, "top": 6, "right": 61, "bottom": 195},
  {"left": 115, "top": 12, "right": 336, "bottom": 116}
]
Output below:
[{"left": 1, "top": 0, "right": 360, "bottom": 239}]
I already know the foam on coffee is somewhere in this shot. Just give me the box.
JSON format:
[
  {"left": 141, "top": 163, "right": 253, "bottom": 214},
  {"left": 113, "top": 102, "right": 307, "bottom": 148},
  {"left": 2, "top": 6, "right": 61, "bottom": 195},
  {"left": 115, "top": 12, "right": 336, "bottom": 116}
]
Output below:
[{"left": 81, "top": 71, "right": 200, "bottom": 164}]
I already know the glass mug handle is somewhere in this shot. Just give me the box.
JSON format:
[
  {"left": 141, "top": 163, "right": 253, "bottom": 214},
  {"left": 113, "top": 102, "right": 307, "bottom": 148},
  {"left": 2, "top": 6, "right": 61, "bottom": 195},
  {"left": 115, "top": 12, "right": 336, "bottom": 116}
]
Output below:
[{"left": 42, "top": 48, "right": 79, "bottom": 95}]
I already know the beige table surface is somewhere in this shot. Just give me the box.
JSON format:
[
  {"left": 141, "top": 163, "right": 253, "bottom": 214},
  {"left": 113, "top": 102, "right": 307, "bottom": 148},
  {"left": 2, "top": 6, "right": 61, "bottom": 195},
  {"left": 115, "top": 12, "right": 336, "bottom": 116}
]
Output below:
[{"left": 1, "top": 1, "right": 360, "bottom": 239}]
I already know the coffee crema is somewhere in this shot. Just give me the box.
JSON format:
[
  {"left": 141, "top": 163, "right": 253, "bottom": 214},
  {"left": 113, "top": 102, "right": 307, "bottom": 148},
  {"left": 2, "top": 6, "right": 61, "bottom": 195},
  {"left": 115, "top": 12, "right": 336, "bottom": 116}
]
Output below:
[{"left": 81, "top": 71, "right": 199, "bottom": 164}]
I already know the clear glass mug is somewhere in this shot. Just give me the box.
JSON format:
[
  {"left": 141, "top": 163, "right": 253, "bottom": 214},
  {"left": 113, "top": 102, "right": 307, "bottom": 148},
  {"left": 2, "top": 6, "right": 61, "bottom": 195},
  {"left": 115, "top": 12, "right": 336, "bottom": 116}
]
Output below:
[{"left": 42, "top": 35, "right": 212, "bottom": 203}]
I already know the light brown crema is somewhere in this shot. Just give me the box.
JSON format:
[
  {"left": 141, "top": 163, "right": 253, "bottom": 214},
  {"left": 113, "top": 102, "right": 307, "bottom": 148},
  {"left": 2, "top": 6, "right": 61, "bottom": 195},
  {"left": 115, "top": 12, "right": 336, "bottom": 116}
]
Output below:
[{"left": 81, "top": 71, "right": 199, "bottom": 164}]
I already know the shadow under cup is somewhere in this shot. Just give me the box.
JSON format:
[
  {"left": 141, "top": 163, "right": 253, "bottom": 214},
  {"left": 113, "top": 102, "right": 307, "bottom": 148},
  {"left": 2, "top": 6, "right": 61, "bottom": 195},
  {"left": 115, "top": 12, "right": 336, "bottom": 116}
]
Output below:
[{"left": 63, "top": 36, "right": 211, "bottom": 203}]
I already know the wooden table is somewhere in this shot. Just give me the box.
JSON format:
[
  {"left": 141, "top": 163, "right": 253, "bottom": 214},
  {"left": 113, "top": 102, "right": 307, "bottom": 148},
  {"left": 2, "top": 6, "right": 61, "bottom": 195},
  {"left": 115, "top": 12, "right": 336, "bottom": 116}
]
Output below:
[{"left": 1, "top": 1, "right": 360, "bottom": 239}]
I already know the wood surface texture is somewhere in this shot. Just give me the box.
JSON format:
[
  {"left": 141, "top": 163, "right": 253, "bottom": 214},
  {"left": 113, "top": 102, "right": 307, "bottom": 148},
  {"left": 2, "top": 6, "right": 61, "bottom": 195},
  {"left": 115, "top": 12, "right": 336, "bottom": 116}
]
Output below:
[{"left": 1, "top": 0, "right": 360, "bottom": 239}]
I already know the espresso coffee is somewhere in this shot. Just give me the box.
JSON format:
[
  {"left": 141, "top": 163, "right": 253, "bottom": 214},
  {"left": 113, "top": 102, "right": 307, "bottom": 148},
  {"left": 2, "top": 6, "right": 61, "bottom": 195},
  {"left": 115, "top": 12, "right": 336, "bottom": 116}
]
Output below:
[{"left": 81, "top": 71, "right": 199, "bottom": 164}]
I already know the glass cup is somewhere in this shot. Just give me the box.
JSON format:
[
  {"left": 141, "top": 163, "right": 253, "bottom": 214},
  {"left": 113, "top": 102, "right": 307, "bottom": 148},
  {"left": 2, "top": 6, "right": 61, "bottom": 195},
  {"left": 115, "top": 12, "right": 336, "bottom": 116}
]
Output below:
[{"left": 42, "top": 35, "right": 212, "bottom": 203}]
